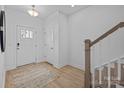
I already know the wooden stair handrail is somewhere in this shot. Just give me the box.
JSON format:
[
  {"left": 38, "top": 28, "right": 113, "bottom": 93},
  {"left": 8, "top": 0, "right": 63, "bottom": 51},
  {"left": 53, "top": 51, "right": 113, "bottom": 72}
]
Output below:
[
  {"left": 91, "top": 22, "right": 124, "bottom": 46},
  {"left": 84, "top": 22, "right": 124, "bottom": 88}
]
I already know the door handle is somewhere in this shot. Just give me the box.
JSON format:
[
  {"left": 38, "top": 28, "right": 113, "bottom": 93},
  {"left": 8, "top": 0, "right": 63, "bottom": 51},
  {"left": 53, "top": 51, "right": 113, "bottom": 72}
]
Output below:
[
  {"left": 17, "top": 43, "right": 20, "bottom": 50},
  {"left": 17, "top": 43, "right": 20, "bottom": 46}
]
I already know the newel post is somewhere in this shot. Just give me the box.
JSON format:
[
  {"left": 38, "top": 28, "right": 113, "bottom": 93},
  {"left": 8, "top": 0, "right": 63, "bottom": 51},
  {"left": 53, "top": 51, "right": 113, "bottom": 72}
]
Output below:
[{"left": 84, "top": 39, "right": 91, "bottom": 88}]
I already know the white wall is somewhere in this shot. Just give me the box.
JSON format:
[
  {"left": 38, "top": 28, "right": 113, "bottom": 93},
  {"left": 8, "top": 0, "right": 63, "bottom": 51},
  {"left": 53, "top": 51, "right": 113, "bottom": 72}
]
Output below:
[
  {"left": 0, "top": 51, "right": 5, "bottom": 87},
  {"left": 59, "top": 12, "right": 69, "bottom": 67},
  {"left": 68, "top": 5, "right": 124, "bottom": 70},
  {"left": 0, "top": 6, "right": 5, "bottom": 87},
  {"left": 5, "top": 8, "right": 45, "bottom": 70},
  {"left": 91, "top": 27, "right": 124, "bottom": 69}
]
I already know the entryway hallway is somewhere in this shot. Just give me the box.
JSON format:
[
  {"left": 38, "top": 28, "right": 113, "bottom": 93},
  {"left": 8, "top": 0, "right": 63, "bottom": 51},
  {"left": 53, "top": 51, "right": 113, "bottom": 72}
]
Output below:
[{"left": 5, "top": 62, "right": 84, "bottom": 88}]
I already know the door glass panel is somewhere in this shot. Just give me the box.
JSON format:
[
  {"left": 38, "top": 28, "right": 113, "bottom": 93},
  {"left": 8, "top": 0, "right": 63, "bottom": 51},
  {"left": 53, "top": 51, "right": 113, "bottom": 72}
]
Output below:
[
  {"left": 21, "top": 29, "right": 26, "bottom": 38},
  {"left": 21, "top": 29, "right": 33, "bottom": 39}
]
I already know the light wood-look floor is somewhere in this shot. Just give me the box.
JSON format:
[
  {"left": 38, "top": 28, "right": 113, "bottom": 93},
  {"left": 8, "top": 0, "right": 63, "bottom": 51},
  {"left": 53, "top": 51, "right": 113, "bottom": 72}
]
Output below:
[{"left": 5, "top": 62, "right": 84, "bottom": 88}]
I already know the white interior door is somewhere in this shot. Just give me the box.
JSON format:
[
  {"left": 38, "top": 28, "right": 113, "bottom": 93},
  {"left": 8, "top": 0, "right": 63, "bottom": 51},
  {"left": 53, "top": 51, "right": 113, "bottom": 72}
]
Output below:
[
  {"left": 16, "top": 25, "right": 35, "bottom": 66},
  {"left": 45, "top": 23, "right": 59, "bottom": 67},
  {"left": 46, "top": 25, "right": 54, "bottom": 65}
]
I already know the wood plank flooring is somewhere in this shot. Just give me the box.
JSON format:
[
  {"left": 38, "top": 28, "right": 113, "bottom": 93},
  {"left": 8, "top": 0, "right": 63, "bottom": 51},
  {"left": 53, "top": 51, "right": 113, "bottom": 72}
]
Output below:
[{"left": 5, "top": 62, "right": 84, "bottom": 88}]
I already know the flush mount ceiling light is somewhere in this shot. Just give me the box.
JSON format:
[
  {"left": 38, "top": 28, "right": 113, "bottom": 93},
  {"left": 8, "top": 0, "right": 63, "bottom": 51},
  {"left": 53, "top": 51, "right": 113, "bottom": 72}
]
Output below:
[
  {"left": 28, "top": 5, "right": 39, "bottom": 17},
  {"left": 71, "top": 5, "right": 75, "bottom": 7}
]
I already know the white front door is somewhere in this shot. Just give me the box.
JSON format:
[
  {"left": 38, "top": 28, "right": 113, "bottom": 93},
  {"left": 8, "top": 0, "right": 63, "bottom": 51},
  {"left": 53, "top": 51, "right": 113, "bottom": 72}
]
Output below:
[{"left": 16, "top": 25, "right": 35, "bottom": 66}]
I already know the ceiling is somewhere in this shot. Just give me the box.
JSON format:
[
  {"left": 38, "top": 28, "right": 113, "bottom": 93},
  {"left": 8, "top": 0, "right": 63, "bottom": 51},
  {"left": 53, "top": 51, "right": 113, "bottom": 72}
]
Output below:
[{"left": 5, "top": 5, "right": 90, "bottom": 19}]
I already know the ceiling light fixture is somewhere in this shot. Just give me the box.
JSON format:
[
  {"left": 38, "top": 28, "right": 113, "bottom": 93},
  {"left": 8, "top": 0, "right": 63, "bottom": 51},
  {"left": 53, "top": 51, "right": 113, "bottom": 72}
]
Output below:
[
  {"left": 28, "top": 5, "right": 39, "bottom": 17},
  {"left": 71, "top": 5, "right": 75, "bottom": 7}
]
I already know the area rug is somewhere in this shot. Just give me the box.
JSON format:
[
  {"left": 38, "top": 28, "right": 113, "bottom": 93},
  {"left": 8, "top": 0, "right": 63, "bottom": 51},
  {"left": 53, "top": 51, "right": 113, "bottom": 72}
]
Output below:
[{"left": 10, "top": 63, "right": 59, "bottom": 88}]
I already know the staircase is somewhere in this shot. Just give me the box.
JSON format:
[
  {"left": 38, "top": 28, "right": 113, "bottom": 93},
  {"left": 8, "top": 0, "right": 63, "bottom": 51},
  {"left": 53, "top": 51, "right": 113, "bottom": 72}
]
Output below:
[
  {"left": 94, "top": 57, "right": 124, "bottom": 88},
  {"left": 84, "top": 22, "right": 124, "bottom": 88}
]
